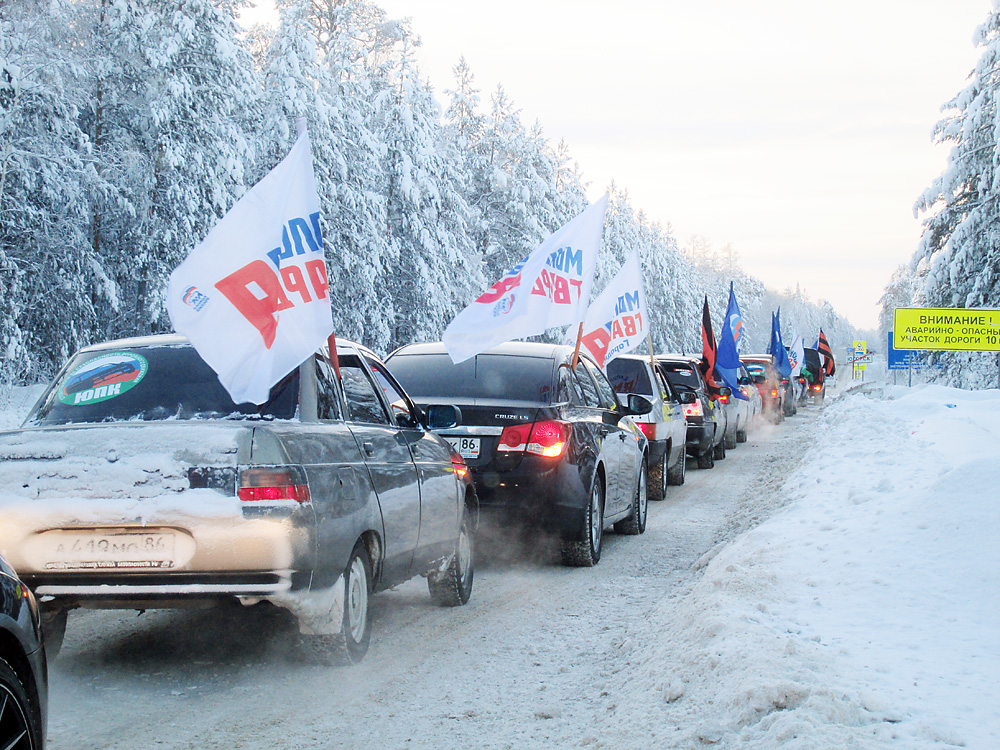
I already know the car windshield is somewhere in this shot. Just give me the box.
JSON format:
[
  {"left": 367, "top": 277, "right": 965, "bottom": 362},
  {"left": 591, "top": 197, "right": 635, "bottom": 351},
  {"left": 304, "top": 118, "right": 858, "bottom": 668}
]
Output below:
[
  {"left": 606, "top": 359, "right": 652, "bottom": 396},
  {"left": 27, "top": 344, "right": 299, "bottom": 425},
  {"left": 387, "top": 353, "right": 556, "bottom": 403},
  {"left": 660, "top": 363, "right": 700, "bottom": 391}
]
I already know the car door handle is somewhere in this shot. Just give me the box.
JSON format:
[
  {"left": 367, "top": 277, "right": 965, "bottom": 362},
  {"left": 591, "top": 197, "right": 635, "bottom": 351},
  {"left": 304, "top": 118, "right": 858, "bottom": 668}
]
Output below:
[{"left": 362, "top": 441, "right": 375, "bottom": 457}]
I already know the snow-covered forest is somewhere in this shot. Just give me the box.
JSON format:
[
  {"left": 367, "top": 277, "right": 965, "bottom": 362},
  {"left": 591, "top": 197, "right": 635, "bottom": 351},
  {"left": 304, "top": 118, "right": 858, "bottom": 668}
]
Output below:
[
  {"left": 0, "top": 0, "right": 857, "bottom": 387},
  {"left": 883, "top": 1, "right": 1000, "bottom": 387}
]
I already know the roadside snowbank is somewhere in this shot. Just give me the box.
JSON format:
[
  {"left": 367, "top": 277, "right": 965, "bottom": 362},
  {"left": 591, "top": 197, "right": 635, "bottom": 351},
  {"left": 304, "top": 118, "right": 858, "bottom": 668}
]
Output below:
[{"left": 612, "top": 384, "right": 999, "bottom": 749}]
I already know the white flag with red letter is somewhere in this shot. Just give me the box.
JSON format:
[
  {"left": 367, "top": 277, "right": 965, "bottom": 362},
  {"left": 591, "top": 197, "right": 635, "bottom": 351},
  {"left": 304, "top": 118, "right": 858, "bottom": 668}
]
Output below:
[
  {"left": 575, "top": 248, "right": 649, "bottom": 369},
  {"left": 442, "top": 194, "right": 608, "bottom": 364},
  {"left": 166, "top": 125, "right": 332, "bottom": 405}
]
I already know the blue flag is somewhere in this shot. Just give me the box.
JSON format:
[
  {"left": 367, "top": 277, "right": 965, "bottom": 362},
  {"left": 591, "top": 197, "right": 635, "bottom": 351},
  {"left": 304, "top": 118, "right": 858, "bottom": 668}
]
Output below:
[
  {"left": 769, "top": 308, "right": 793, "bottom": 377},
  {"left": 716, "top": 282, "right": 747, "bottom": 400}
]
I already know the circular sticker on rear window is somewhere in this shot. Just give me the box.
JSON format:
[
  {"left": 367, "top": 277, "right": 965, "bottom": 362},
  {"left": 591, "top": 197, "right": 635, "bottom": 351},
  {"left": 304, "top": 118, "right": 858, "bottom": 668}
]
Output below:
[{"left": 58, "top": 352, "right": 148, "bottom": 406}]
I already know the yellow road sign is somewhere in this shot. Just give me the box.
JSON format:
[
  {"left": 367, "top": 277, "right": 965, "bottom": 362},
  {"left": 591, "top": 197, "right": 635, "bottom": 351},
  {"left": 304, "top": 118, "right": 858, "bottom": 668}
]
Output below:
[{"left": 893, "top": 307, "right": 1000, "bottom": 351}]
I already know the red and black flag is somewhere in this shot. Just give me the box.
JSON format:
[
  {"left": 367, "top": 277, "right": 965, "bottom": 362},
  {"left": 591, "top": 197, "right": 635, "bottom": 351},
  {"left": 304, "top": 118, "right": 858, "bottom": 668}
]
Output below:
[
  {"left": 817, "top": 329, "right": 836, "bottom": 375},
  {"left": 700, "top": 295, "right": 722, "bottom": 392}
]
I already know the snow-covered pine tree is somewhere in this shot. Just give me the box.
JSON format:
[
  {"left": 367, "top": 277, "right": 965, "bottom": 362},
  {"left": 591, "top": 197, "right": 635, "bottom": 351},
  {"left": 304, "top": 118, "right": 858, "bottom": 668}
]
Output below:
[{"left": 0, "top": 0, "right": 109, "bottom": 383}]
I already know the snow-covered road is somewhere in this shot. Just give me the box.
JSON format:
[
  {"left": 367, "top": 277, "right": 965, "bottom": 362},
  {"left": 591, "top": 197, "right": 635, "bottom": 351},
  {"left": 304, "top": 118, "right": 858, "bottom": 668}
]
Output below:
[{"left": 43, "top": 407, "right": 815, "bottom": 749}]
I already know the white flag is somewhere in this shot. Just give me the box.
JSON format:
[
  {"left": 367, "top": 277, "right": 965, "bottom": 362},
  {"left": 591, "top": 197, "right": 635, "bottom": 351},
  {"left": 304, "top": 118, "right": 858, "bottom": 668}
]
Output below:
[
  {"left": 442, "top": 194, "right": 608, "bottom": 364},
  {"left": 166, "top": 125, "right": 332, "bottom": 405},
  {"left": 575, "top": 249, "right": 649, "bottom": 369},
  {"left": 788, "top": 335, "right": 805, "bottom": 377}
]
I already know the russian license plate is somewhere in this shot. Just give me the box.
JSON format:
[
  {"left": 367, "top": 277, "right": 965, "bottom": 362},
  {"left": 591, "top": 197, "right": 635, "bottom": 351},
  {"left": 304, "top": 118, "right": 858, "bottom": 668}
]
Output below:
[
  {"left": 445, "top": 436, "right": 480, "bottom": 459},
  {"left": 37, "top": 529, "right": 180, "bottom": 571}
]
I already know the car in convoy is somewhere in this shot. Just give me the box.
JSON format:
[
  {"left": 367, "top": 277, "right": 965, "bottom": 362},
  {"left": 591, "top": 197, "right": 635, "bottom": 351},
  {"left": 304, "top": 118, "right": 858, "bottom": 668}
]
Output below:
[
  {"left": 606, "top": 354, "right": 690, "bottom": 498},
  {"left": 737, "top": 363, "right": 763, "bottom": 429},
  {"left": 802, "top": 346, "right": 826, "bottom": 404},
  {"left": 386, "top": 342, "right": 653, "bottom": 567},
  {"left": 741, "top": 355, "right": 784, "bottom": 424},
  {"left": 718, "top": 364, "right": 755, "bottom": 448},
  {"left": 0, "top": 553, "right": 47, "bottom": 749},
  {"left": 656, "top": 356, "right": 728, "bottom": 469},
  {"left": 0, "top": 334, "right": 477, "bottom": 665}
]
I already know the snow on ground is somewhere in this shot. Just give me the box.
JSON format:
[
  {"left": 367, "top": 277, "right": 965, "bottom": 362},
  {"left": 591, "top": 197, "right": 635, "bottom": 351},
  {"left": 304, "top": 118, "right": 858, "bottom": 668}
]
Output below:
[
  {"left": 0, "top": 384, "right": 45, "bottom": 430},
  {"left": 608, "top": 383, "right": 1000, "bottom": 749}
]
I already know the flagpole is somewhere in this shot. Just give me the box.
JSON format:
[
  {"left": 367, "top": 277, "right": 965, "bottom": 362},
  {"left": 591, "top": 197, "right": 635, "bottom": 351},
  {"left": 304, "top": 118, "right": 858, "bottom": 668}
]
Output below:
[
  {"left": 571, "top": 322, "right": 584, "bottom": 369},
  {"left": 646, "top": 330, "right": 659, "bottom": 375}
]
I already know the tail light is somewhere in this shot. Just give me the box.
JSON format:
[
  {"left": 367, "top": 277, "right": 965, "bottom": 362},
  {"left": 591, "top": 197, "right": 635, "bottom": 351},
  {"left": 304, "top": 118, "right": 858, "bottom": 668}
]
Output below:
[
  {"left": 238, "top": 466, "right": 310, "bottom": 504},
  {"left": 812, "top": 385, "right": 822, "bottom": 391},
  {"left": 741, "top": 386, "right": 750, "bottom": 398},
  {"left": 499, "top": 420, "right": 571, "bottom": 458},
  {"left": 451, "top": 454, "right": 470, "bottom": 480},
  {"left": 718, "top": 394, "right": 730, "bottom": 405},
  {"left": 683, "top": 400, "right": 703, "bottom": 418},
  {"left": 771, "top": 389, "right": 778, "bottom": 397},
  {"left": 638, "top": 422, "right": 657, "bottom": 441}
]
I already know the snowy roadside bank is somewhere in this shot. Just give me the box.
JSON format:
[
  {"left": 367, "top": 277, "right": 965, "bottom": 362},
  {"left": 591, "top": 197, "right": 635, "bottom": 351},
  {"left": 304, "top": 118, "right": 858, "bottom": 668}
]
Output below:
[{"left": 607, "top": 384, "right": 1000, "bottom": 749}]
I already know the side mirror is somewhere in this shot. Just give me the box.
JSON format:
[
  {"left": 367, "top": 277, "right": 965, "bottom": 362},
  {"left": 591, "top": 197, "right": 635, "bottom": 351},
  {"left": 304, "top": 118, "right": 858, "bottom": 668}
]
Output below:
[
  {"left": 718, "top": 386, "right": 732, "bottom": 397},
  {"left": 678, "top": 391, "right": 697, "bottom": 405},
  {"left": 626, "top": 394, "right": 654, "bottom": 416},
  {"left": 425, "top": 404, "right": 462, "bottom": 430}
]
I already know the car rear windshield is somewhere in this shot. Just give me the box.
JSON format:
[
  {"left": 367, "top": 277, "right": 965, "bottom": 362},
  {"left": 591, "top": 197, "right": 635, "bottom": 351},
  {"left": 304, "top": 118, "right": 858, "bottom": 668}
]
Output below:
[
  {"left": 387, "top": 353, "right": 556, "bottom": 403},
  {"left": 27, "top": 345, "right": 299, "bottom": 425},
  {"left": 660, "top": 363, "right": 700, "bottom": 391},
  {"left": 606, "top": 359, "right": 652, "bottom": 396}
]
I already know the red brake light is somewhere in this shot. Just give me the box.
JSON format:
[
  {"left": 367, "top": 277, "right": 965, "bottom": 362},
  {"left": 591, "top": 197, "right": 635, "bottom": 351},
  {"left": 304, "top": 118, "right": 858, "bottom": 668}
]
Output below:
[
  {"left": 451, "top": 455, "right": 470, "bottom": 480},
  {"left": 683, "top": 400, "right": 703, "bottom": 418},
  {"left": 638, "top": 422, "right": 656, "bottom": 441},
  {"left": 238, "top": 467, "right": 310, "bottom": 504},
  {"left": 527, "top": 420, "right": 571, "bottom": 458},
  {"left": 499, "top": 423, "right": 532, "bottom": 451},
  {"left": 718, "top": 394, "right": 730, "bottom": 404},
  {"left": 771, "top": 389, "right": 778, "bottom": 397}
]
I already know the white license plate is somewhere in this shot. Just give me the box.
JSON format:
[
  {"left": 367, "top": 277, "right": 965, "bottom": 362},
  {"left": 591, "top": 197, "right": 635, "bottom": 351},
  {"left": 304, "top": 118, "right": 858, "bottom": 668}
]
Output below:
[
  {"left": 445, "top": 436, "right": 480, "bottom": 459},
  {"left": 38, "top": 529, "right": 179, "bottom": 571}
]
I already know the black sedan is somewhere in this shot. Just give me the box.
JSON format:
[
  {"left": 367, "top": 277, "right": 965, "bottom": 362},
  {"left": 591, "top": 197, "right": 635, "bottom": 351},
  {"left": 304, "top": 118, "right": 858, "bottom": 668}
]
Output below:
[
  {"left": 0, "top": 334, "right": 476, "bottom": 665},
  {"left": 386, "top": 342, "right": 653, "bottom": 567},
  {"left": 656, "top": 355, "right": 729, "bottom": 469},
  {"left": 0, "top": 553, "right": 47, "bottom": 749}
]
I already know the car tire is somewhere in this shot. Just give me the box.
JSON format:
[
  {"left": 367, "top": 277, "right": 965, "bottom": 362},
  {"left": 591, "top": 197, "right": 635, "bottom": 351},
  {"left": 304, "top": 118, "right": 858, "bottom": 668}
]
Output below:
[
  {"left": 298, "top": 541, "right": 372, "bottom": 665},
  {"left": 615, "top": 460, "right": 647, "bottom": 535},
  {"left": 713, "top": 434, "right": 727, "bottom": 460},
  {"left": 736, "top": 426, "right": 748, "bottom": 443},
  {"left": 41, "top": 606, "right": 68, "bottom": 659},
  {"left": 560, "top": 476, "right": 604, "bottom": 567},
  {"left": 648, "top": 451, "right": 667, "bottom": 501},
  {"left": 667, "top": 447, "right": 686, "bottom": 485},
  {"left": 0, "top": 657, "right": 42, "bottom": 750},
  {"left": 697, "top": 448, "right": 714, "bottom": 469},
  {"left": 428, "top": 508, "right": 474, "bottom": 606},
  {"left": 725, "top": 425, "right": 737, "bottom": 450}
]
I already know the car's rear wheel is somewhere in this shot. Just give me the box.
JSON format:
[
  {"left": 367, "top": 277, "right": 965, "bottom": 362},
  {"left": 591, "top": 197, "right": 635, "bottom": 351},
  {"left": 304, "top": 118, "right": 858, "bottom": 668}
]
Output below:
[
  {"left": 725, "top": 424, "right": 738, "bottom": 449},
  {"left": 299, "top": 542, "right": 372, "bottom": 665},
  {"left": 697, "top": 447, "right": 715, "bottom": 469},
  {"left": 648, "top": 451, "right": 667, "bottom": 501},
  {"left": 0, "top": 657, "right": 41, "bottom": 750},
  {"left": 667, "top": 447, "right": 686, "bottom": 485},
  {"left": 561, "top": 476, "right": 604, "bottom": 567},
  {"left": 736, "top": 425, "right": 748, "bottom": 443},
  {"left": 428, "top": 508, "right": 474, "bottom": 606},
  {"left": 615, "top": 460, "right": 647, "bottom": 535},
  {"left": 713, "top": 434, "right": 727, "bottom": 460}
]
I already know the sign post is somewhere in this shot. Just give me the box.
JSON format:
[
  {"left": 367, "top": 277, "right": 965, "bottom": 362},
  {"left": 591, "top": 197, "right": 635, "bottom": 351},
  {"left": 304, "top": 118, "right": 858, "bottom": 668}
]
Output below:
[{"left": 851, "top": 340, "right": 867, "bottom": 381}]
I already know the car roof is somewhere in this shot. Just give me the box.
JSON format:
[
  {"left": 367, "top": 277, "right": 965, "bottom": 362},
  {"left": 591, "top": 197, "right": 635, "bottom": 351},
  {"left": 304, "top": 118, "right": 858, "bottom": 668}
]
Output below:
[
  {"left": 77, "top": 333, "right": 374, "bottom": 359},
  {"left": 390, "top": 340, "right": 573, "bottom": 360},
  {"left": 656, "top": 354, "right": 700, "bottom": 365}
]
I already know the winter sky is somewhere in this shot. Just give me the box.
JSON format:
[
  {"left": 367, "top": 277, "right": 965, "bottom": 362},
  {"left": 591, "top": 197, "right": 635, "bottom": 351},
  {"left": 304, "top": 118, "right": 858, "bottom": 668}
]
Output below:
[{"left": 242, "top": 0, "right": 991, "bottom": 331}]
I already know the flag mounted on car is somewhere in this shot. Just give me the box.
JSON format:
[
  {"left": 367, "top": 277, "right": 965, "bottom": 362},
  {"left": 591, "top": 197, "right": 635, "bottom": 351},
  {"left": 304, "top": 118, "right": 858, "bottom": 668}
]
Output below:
[
  {"left": 700, "top": 295, "right": 722, "bottom": 392},
  {"left": 715, "top": 282, "right": 747, "bottom": 400},
  {"left": 817, "top": 329, "right": 836, "bottom": 375},
  {"left": 575, "top": 248, "right": 648, "bottom": 369},
  {"left": 167, "top": 121, "right": 332, "bottom": 405},
  {"left": 769, "top": 308, "right": 793, "bottom": 377},
  {"left": 442, "top": 194, "right": 608, "bottom": 364}
]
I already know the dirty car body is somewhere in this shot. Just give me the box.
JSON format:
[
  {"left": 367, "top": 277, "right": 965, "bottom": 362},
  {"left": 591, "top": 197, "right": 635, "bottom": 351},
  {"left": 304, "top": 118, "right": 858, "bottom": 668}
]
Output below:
[{"left": 0, "top": 335, "right": 476, "bottom": 663}]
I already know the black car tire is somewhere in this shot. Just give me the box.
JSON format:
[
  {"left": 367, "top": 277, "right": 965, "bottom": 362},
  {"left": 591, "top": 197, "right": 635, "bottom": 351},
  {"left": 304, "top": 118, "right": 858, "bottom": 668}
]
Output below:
[
  {"left": 667, "top": 448, "right": 686, "bottom": 485},
  {"left": 736, "top": 425, "right": 748, "bottom": 443},
  {"left": 725, "top": 424, "right": 737, "bottom": 450},
  {"left": 560, "top": 476, "right": 604, "bottom": 567},
  {"left": 0, "top": 657, "right": 41, "bottom": 750},
  {"left": 428, "top": 509, "right": 474, "bottom": 606},
  {"left": 648, "top": 451, "right": 667, "bottom": 501},
  {"left": 713, "top": 434, "right": 727, "bottom": 460},
  {"left": 697, "top": 449, "right": 715, "bottom": 469},
  {"left": 298, "top": 541, "right": 372, "bottom": 665},
  {"left": 614, "top": 460, "right": 647, "bottom": 535},
  {"left": 41, "top": 607, "right": 68, "bottom": 659}
]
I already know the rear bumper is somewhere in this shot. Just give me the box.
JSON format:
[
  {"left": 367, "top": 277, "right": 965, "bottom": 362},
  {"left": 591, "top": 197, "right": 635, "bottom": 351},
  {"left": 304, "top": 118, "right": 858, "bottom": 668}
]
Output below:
[
  {"left": 685, "top": 422, "right": 714, "bottom": 455},
  {"left": 470, "top": 457, "right": 591, "bottom": 538},
  {"left": 24, "top": 570, "right": 300, "bottom": 602}
]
